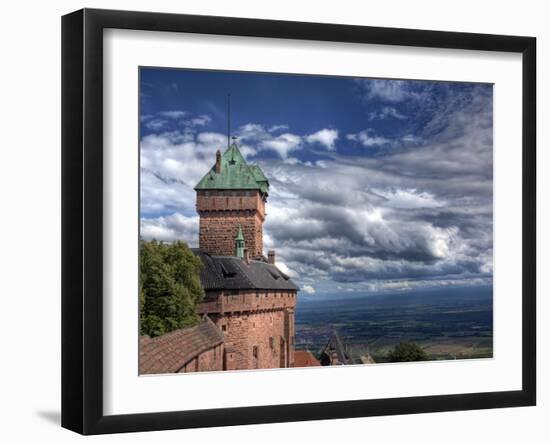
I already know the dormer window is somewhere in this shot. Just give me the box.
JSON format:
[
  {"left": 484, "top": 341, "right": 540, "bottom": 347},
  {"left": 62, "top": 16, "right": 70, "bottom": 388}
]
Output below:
[{"left": 220, "top": 263, "right": 236, "bottom": 278}]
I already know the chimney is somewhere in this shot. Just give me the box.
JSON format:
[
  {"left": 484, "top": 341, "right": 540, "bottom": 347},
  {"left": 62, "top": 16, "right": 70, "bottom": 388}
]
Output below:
[
  {"left": 215, "top": 149, "right": 222, "bottom": 174},
  {"left": 268, "top": 250, "right": 276, "bottom": 264},
  {"left": 244, "top": 248, "right": 250, "bottom": 264}
]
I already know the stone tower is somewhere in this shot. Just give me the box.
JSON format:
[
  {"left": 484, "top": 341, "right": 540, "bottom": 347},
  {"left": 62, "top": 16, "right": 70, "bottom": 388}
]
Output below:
[
  {"left": 194, "top": 141, "right": 269, "bottom": 258},
  {"left": 194, "top": 140, "right": 299, "bottom": 371}
]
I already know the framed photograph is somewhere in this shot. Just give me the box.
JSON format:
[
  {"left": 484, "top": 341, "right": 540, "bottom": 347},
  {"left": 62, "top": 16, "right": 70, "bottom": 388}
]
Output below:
[{"left": 61, "top": 8, "right": 536, "bottom": 435}]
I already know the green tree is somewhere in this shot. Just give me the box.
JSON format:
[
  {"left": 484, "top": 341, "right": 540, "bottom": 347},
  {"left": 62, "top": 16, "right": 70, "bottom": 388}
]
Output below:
[
  {"left": 387, "top": 342, "right": 429, "bottom": 362},
  {"left": 139, "top": 239, "right": 204, "bottom": 337}
]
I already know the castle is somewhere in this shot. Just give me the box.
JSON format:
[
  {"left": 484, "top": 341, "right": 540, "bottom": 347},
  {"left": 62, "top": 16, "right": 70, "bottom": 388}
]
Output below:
[{"left": 140, "top": 140, "right": 300, "bottom": 374}]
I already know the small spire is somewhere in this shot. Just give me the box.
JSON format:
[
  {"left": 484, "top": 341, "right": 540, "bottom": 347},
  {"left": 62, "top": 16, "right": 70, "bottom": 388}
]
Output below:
[
  {"left": 236, "top": 225, "right": 244, "bottom": 241},
  {"left": 234, "top": 225, "right": 245, "bottom": 258}
]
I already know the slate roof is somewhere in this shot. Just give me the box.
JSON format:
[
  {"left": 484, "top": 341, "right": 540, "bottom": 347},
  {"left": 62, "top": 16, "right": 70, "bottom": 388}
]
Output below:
[
  {"left": 193, "top": 249, "right": 299, "bottom": 292},
  {"left": 319, "top": 330, "right": 355, "bottom": 365},
  {"left": 139, "top": 316, "right": 224, "bottom": 375},
  {"left": 194, "top": 143, "right": 269, "bottom": 194}
]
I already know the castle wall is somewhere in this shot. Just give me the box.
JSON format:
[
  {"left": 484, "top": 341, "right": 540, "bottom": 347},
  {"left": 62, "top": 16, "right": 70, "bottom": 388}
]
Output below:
[
  {"left": 196, "top": 190, "right": 265, "bottom": 257},
  {"left": 199, "top": 290, "right": 297, "bottom": 371},
  {"left": 178, "top": 343, "right": 224, "bottom": 373},
  {"left": 198, "top": 290, "right": 297, "bottom": 314},
  {"left": 285, "top": 309, "right": 295, "bottom": 367}
]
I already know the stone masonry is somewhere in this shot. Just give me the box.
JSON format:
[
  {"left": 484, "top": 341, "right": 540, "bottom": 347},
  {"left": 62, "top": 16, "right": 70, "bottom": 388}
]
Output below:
[
  {"left": 198, "top": 290, "right": 297, "bottom": 370},
  {"left": 196, "top": 190, "right": 265, "bottom": 257}
]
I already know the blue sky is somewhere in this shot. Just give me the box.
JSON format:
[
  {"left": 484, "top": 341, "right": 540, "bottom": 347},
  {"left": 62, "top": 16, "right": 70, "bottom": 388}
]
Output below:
[{"left": 140, "top": 67, "right": 493, "bottom": 296}]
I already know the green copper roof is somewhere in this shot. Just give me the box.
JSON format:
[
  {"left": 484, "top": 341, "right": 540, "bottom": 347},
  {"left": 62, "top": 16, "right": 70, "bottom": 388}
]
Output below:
[
  {"left": 194, "top": 143, "right": 269, "bottom": 194},
  {"left": 234, "top": 226, "right": 245, "bottom": 258},
  {"left": 235, "top": 225, "right": 244, "bottom": 241}
]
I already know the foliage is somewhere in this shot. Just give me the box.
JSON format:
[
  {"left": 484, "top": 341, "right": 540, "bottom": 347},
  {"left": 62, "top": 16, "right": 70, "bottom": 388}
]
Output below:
[
  {"left": 387, "top": 341, "right": 429, "bottom": 362},
  {"left": 139, "top": 239, "right": 204, "bottom": 337}
]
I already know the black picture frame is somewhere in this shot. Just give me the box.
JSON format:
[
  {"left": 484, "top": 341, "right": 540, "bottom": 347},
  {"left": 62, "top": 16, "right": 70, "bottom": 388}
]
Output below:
[{"left": 61, "top": 8, "right": 536, "bottom": 435}]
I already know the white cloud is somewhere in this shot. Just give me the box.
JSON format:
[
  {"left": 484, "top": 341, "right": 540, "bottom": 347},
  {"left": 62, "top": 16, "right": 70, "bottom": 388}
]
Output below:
[
  {"left": 268, "top": 125, "right": 289, "bottom": 133},
  {"left": 184, "top": 114, "right": 212, "bottom": 127},
  {"left": 275, "top": 261, "right": 298, "bottom": 278},
  {"left": 140, "top": 213, "right": 199, "bottom": 244},
  {"left": 196, "top": 131, "right": 226, "bottom": 147},
  {"left": 347, "top": 129, "right": 390, "bottom": 147},
  {"left": 359, "top": 79, "right": 423, "bottom": 102},
  {"left": 302, "top": 284, "right": 316, "bottom": 294},
  {"left": 238, "top": 123, "right": 342, "bottom": 158},
  {"left": 369, "top": 106, "right": 408, "bottom": 121},
  {"left": 238, "top": 124, "right": 302, "bottom": 159},
  {"left": 139, "top": 128, "right": 225, "bottom": 215},
  {"left": 160, "top": 110, "right": 187, "bottom": 119},
  {"left": 374, "top": 188, "right": 445, "bottom": 209},
  {"left": 144, "top": 111, "right": 213, "bottom": 132},
  {"left": 239, "top": 123, "right": 269, "bottom": 140},
  {"left": 305, "top": 129, "right": 339, "bottom": 151},
  {"left": 365, "top": 79, "right": 410, "bottom": 101},
  {"left": 401, "top": 134, "right": 422, "bottom": 144},
  {"left": 261, "top": 133, "right": 302, "bottom": 159},
  {"left": 144, "top": 118, "right": 168, "bottom": 130},
  {"left": 238, "top": 144, "right": 258, "bottom": 159}
]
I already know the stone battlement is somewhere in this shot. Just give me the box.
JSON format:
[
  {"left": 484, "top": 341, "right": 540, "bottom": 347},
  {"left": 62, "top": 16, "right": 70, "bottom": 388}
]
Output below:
[{"left": 198, "top": 290, "right": 297, "bottom": 315}]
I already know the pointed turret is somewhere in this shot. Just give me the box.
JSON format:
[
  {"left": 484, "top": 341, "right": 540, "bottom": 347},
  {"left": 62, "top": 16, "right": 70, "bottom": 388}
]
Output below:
[
  {"left": 194, "top": 141, "right": 269, "bottom": 196},
  {"left": 234, "top": 226, "right": 245, "bottom": 258}
]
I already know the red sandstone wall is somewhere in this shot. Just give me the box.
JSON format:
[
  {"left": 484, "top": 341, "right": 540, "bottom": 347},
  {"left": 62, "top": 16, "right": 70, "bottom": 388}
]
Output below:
[
  {"left": 199, "top": 213, "right": 263, "bottom": 257},
  {"left": 199, "top": 290, "right": 297, "bottom": 315},
  {"left": 213, "top": 310, "right": 286, "bottom": 370},
  {"left": 179, "top": 343, "right": 224, "bottom": 373},
  {"left": 196, "top": 191, "right": 265, "bottom": 215},
  {"left": 203, "top": 290, "right": 297, "bottom": 371},
  {"left": 285, "top": 310, "right": 295, "bottom": 367},
  {"left": 196, "top": 191, "right": 265, "bottom": 257}
]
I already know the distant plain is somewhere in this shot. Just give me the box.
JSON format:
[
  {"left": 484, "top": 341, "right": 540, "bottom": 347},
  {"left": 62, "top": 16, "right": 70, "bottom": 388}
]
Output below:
[{"left": 295, "top": 286, "right": 493, "bottom": 362}]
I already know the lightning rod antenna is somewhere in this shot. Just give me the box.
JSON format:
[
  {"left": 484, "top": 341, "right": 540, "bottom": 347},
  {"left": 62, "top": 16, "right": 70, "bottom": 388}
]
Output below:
[{"left": 227, "top": 93, "right": 231, "bottom": 147}]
